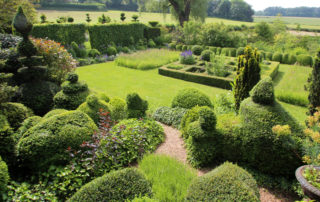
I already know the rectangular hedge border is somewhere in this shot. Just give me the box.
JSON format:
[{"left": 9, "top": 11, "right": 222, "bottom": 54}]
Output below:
[{"left": 159, "top": 61, "right": 280, "bottom": 90}]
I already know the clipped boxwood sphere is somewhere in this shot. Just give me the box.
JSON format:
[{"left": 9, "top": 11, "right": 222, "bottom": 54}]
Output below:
[
  {"left": 266, "top": 52, "right": 273, "bottom": 60},
  {"left": 69, "top": 168, "right": 152, "bottom": 202},
  {"left": 186, "top": 162, "right": 259, "bottom": 202},
  {"left": 106, "top": 46, "right": 117, "bottom": 56},
  {"left": 66, "top": 72, "right": 78, "bottom": 83},
  {"left": 0, "top": 102, "right": 33, "bottom": 130},
  {"left": 198, "top": 106, "right": 217, "bottom": 131},
  {"left": 282, "top": 53, "right": 290, "bottom": 64},
  {"left": 250, "top": 77, "right": 274, "bottom": 105},
  {"left": 192, "top": 45, "right": 203, "bottom": 56},
  {"left": 289, "top": 54, "right": 297, "bottom": 65},
  {"left": 14, "top": 116, "right": 42, "bottom": 143},
  {"left": 54, "top": 90, "right": 89, "bottom": 110},
  {"left": 43, "top": 109, "right": 69, "bottom": 119},
  {"left": 109, "top": 97, "right": 127, "bottom": 121},
  {"left": 172, "top": 88, "right": 213, "bottom": 109},
  {"left": 272, "top": 52, "right": 283, "bottom": 63},
  {"left": 16, "top": 111, "right": 97, "bottom": 172},
  {"left": 0, "top": 156, "right": 9, "bottom": 196},
  {"left": 297, "top": 54, "right": 313, "bottom": 67},
  {"left": 201, "top": 50, "right": 212, "bottom": 62},
  {"left": 78, "top": 95, "right": 111, "bottom": 124}
]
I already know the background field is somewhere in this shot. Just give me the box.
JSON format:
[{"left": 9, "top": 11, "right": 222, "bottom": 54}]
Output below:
[{"left": 38, "top": 10, "right": 320, "bottom": 30}]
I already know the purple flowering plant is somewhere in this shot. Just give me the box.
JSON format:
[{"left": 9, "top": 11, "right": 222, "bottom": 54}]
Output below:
[{"left": 180, "top": 50, "right": 196, "bottom": 65}]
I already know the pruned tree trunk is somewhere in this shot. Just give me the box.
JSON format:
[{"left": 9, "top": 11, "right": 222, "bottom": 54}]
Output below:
[{"left": 169, "top": 0, "right": 192, "bottom": 27}]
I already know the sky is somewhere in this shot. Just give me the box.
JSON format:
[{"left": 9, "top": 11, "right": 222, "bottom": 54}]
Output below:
[{"left": 244, "top": 0, "right": 320, "bottom": 11}]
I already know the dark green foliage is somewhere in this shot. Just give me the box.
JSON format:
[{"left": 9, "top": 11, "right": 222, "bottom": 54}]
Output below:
[
  {"left": 106, "top": 46, "right": 117, "bottom": 56},
  {"left": 126, "top": 93, "right": 148, "bottom": 118},
  {"left": 132, "top": 15, "right": 139, "bottom": 22},
  {"left": 86, "top": 14, "right": 91, "bottom": 23},
  {"left": 234, "top": 46, "right": 261, "bottom": 111},
  {"left": 144, "top": 27, "right": 161, "bottom": 40},
  {"left": 220, "top": 48, "right": 229, "bottom": 56},
  {"left": 152, "top": 107, "right": 188, "bottom": 129},
  {"left": 272, "top": 52, "right": 283, "bottom": 63},
  {"left": 266, "top": 52, "right": 273, "bottom": 60},
  {"left": 17, "top": 40, "right": 37, "bottom": 58},
  {"left": 182, "top": 45, "right": 188, "bottom": 51},
  {"left": 209, "top": 46, "right": 217, "bottom": 53},
  {"left": 229, "top": 48, "right": 237, "bottom": 57},
  {"left": 69, "top": 168, "right": 152, "bottom": 202},
  {"left": 66, "top": 72, "right": 78, "bottom": 83},
  {"left": 191, "top": 45, "right": 203, "bottom": 56},
  {"left": 148, "top": 21, "right": 159, "bottom": 27},
  {"left": 201, "top": 50, "right": 212, "bottom": 62},
  {"left": 259, "top": 51, "right": 266, "bottom": 60},
  {"left": 297, "top": 54, "right": 313, "bottom": 67},
  {"left": 67, "top": 17, "right": 74, "bottom": 23},
  {"left": 0, "top": 102, "right": 33, "bottom": 130},
  {"left": 282, "top": 53, "right": 290, "bottom": 64},
  {"left": 0, "top": 156, "right": 9, "bottom": 196},
  {"left": 120, "top": 13, "right": 126, "bottom": 21},
  {"left": 308, "top": 50, "right": 320, "bottom": 115},
  {"left": 16, "top": 111, "right": 97, "bottom": 172},
  {"left": 109, "top": 97, "right": 127, "bottom": 121},
  {"left": 0, "top": 115, "right": 14, "bottom": 165},
  {"left": 289, "top": 54, "right": 297, "bottom": 64},
  {"left": 88, "top": 49, "right": 101, "bottom": 58},
  {"left": 14, "top": 116, "right": 42, "bottom": 143},
  {"left": 186, "top": 162, "right": 259, "bottom": 202},
  {"left": 13, "top": 6, "right": 33, "bottom": 36},
  {"left": 88, "top": 23, "right": 146, "bottom": 53},
  {"left": 71, "top": 41, "right": 87, "bottom": 58},
  {"left": 172, "top": 88, "right": 212, "bottom": 109},
  {"left": 77, "top": 95, "right": 110, "bottom": 124},
  {"left": 169, "top": 43, "right": 176, "bottom": 50},
  {"left": 239, "top": 98, "right": 303, "bottom": 176},
  {"left": 250, "top": 77, "right": 275, "bottom": 105},
  {"left": 32, "top": 24, "right": 86, "bottom": 45}
]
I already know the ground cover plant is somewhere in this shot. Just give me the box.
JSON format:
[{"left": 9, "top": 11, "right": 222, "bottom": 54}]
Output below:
[{"left": 115, "top": 49, "right": 180, "bottom": 70}]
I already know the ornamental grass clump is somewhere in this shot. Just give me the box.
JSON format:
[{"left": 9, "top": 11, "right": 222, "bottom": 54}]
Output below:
[{"left": 180, "top": 50, "right": 196, "bottom": 65}]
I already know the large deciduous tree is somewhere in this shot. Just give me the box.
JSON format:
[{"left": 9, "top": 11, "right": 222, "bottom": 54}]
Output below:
[{"left": 135, "top": 0, "right": 209, "bottom": 27}]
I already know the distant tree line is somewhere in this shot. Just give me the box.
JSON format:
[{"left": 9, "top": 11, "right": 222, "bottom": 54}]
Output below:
[{"left": 256, "top": 7, "right": 320, "bottom": 17}]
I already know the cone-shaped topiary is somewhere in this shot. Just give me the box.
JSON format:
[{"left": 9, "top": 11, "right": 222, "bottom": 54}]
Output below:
[
  {"left": 308, "top": 50, "right": 320, "bottom": 115},
  {"left": 13, "top": 7, "right": 33, "bottom": 38},
  {"left": 250, "top": 77, "right": 274, "bottom": 105}
]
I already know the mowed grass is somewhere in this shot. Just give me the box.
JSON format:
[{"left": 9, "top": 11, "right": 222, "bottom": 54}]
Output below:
[
  {"left": 255, "top": 16, "right": 320, "bottom": 30},
  {"left": 274, "top": 64, "right": 311, "bottom": 107},
  {"left": 115, "top": 49, "right": 180, "bottom": 70}
]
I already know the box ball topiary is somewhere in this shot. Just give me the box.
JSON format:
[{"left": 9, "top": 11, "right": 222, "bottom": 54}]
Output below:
[
  {"left": 14, "top": 116, "right": 42, "bottom": 143},
  {"left": 106, "top": 46, "right": 117, "bottom": 56},
  {"left": 282, "top": 53, "right": 290, "bottom": 64},
  {"left": 272, "top": 52, "right": 283, "bottom": 63},
  {"left": 54, "top": 90, "right": 89, "bottom": 110},
  {"left": 288, "top": 54, "right": 297, "bottom": 65},
  {"left": 126, "top": 93, "right": 148, "bottom": 118},
  {"left": 201, "top": 50, "right": 213, "bottom": 62},
  {"left": 0, "top": 156, "right": 9, "bottom": 196},
  {"left": 68, "top": 168, "right": 152, "bottom": 202},
  {"left": 77, "top": 95, "right": 111, "bottom": 124},
  {"left": 250, "top": 77, "right": 274, "bottom": 105},
  {"left": 191, "top": 45, "right": 203, "bottom": 56},
  {"left": 109, "top": 97, "right": 127, "bottom": 121},
  {"left": 16, "top": 110, "right": 97, "bottom": 172},
  {"left": 172, "top": 88, "right": 213, "bottom": 109},
  {"left": 186, "top": 162, "right": 260, "bottom": 202},
  {"left": 0, "top": 102, "right": 33, "bottom": 130},
  {"left": 43, "top": 109, "right": 69, "bottom": 119},
  {"left": 0, "top": 115, "right": 14, "bottom": 164},
  {"left": 297, "top": 54, "right": 313, "bottom": 67},
  {"left": 66, "top": 72, "right": 78, "bottom": 83}
]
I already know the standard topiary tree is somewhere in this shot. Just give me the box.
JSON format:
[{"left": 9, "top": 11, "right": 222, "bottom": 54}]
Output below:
[
  {"left": 186, "top": 162, "right": 260, "bottom": 201},
  {"left": 54, "top": 72, "right": 89, "bottom": 110},
  {"left": 250, "top": 77, "right": 274, "bottom": 105},
  {"left": 307, "top": 50, "right": 320, "bottom": 115},
  {"left": 68, "top": 168, "right": 152, "bottom": 202},
  {"left": 172, "top": 88, "right": 213, "bottom": 109},
  {"left": 126, "top": 93, "right": 148, "bottom": 118},
  {"left": 120, "top": 13, "right": 126, "bottom": 22},
  {"left": 234, "top": 46, "right": 261, "bottom": 111}
]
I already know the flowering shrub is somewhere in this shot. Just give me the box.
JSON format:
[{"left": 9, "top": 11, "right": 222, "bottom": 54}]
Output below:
[
  {"left": 180, "top": 50, "right": 196, "bottom": 65},
  {"left": 31, "top": 38, "right": 76, "bottom": 84}
]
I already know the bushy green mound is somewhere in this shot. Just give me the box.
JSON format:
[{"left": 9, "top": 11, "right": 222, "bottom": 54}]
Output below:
[
  {"left": 266, "top": 52, "right": 273, "bottom": 60},
  {"left": 250, "top": 77, "right": 274, "bottom": 105},
  {"left": 109, "top": 97, "right": 127, "bottom": 121},
  {"left": 126, "top": 93, "right": 148, "bottom": 118},
  {"left": 297, "top": 54, "right": 313, "bottom": 66},
  {"left": 282, "top": 53, "right": 290, "bottom": 64},
  {"left": 220, "top": 48, "right": 229, "bottom": 56},
  {"left": 186, "top": 162, "right": 259, "bottom": 202},
  {"left": 16, "top": 111, "right": 97, "bottom": 172},
  {"left": 43, "top": 109, "right": 69, "bottom": 119},
  {"left": 152, "top": 107, "right": 188, "bottom": 129},
  {"left": 236, "top": 47, "right": 245, "bottom": 56},
  {"left": 172, "top": 88, "right": 212, "bottom": 109},
  {"left": 77, "top": 95, "right": 110, "bottom": 124},
  {"left": 14, "top": 116, "right": 42, "bottom": 143},
  {"left": 0, "top": 156, "right": 9, "bottom": 196},
  {"left": 191, "top": 45, "right": 203, "bottom": 56},
  {"left": 99, "top": 93, "right": 110, "bottom": 103},
  {"left": 0, "top": 115, "right": 14, "bottom": 164},
  {"left": 289, "top": 54, "right": 297, "bottom": 64},
  {"left": 0, "top": 102, "right": 33, "bottom": 130},
  {"left": 54, "top": 73, "right": 89, "bottom": 110},
  {"left": 272, "top": 52, "right": 282, "bottom": 63},
  {"left": 201, "top": 50, "right": 212, "bottom": 62},
  {"left": 69, "top": 168, "right": 152, "bottom": 202},
  {"left": 229, "top": 48, "right": 236, "bottom": 57},
  {"left": 132, "top": 197, "right": 158, "bottom": 202}
]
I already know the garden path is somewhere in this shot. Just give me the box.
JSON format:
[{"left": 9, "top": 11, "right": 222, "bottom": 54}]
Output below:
[{"left": 155, "top": 123, "right": 297, "bottom": 202}]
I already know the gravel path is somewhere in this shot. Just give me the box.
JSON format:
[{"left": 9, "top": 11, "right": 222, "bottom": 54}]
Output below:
[{"left": 155, "top": 123, "right": 296, "bottom": 202}]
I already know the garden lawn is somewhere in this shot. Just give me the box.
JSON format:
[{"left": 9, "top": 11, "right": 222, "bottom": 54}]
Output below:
[
  {"left": 274, "top": 64, "right": 311, "bottom": 107},
  {"left": 115, "top": 49, "right": 180, "bottom": 70},
  {"left": 77, "top": 61, "right": 308, "bottom": 125}
]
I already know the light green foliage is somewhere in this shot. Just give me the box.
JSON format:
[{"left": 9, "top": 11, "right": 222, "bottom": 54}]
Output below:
[
  {"left": 115, "top": 49, "right": 179, "bottom": 70},
  {"left": 16, "top": 111, "right": 97, "bottom": 172},
  {"left": 255, "top": 22, "right": 274, "bottom": 41},
  {"left": 152, "top": 107, "right": 188, "bottom": 129},
  {"left": 69, "top": 168, "right": 152, "bottom": 202},
  {"left": 0, "top": 115, "right": 14, "bottom": 165},
  {"left": 109, "top": 97, "right": 127, "bottom": 121},
  {"left": 307, "top": 50, "right": 320, "bottom": 115},
  {"left": 272, "top": 52, "right": 283, "bottom": 63},
  {"left": 14, "top": 116, "right": 42, "bottom": 143},
  {"left": 172, "top": 88, "right": 212, "bottom": 109},
  {"left": 186, "top": 162, "right": 260, "bottom": 201},
  {"left": 250, "top": 77, "right": 275, "bottom": 105},
  {"left": 43, "top": 109, "right": 68, "bottom": 119},
  {"left": 183, "top": 21, "right": 202, "bottom": 45},
  {"left": 214, "top": 92, "right": 236, "bottom": 115},
  {"left": 139, "top": 155, "right": 196, "bottom": 202},
  {"left": 0, "top": 156, "right": 9, "bottom": 196},
  {"left": 297, "top": 54, "right": 313, "bottom": 67}
]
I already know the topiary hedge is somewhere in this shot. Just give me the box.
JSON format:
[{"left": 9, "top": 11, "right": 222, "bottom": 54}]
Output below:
[
  {"left": 266, "top": 52, "right": 273, "bottom": 61},
  {"left": 297, "top": 54, "right": 313, "bottom": 67},
  {"left": 250, "top": 77, "right": 274, "bottom": 105},
  {"left": 16, "top": 110, "right": 97, "bottom": 172},
  {"left": 68, "top": 168, "right": 152, "bottom": 202},
  {"left": 0, "top": 156, "right": 9, "bottom": 196},
  {"left": 272, "top": 52, "right": 283, "bottom": 63},
  {"left": 0, "top": 102, "right": 33, "bottom": 130},
  {"left": 191, "top": 45, "right": 203, "bottom": 56},
  {"left": 43, "top": 109, "right": 69, "bottom": 119},
  {"left": 228, "top": 48, "right": 237, "bottom": 57},
  {"left": 186, "top": 162, "right": 259, "bottom": 201},
  {"left": 14, "top": 116, "right": 42, "bottom": 143},
  {"left": 144, "top": 27, "right": 161, "bottom": 40},
  {"left": 0, "top": 115, "right": 14, "bottom": 165},
  {"left": 201, "top": 50, "right": 212, "bottom": 62},
  {"left": 171, "top": 88, "right": 212, "bottom": 109},
  {"left": 152, "top": 107, "right": 188, "bottom": 129},
  {"left": 282, "top": 53, "right": 290, "bottom": 64},
  {"left": 126, "top": 93, "right": 148, "bottom": 118},
  {"left": 32, "top": 24, "right": 86, "bottom": 45},
  {"left": 109, "top": 97, "right": 127, "bottom": 121},
  {"left": 289, "top": 54, "right": 297, "bottom": 65},
  {"left": 236, "top": 47, "right": 245, "bottom": 56}
]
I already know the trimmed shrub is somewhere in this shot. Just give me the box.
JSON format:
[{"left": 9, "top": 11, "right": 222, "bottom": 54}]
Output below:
[
  {"left": 99, "top": 93, "right": 110, "bottom": 103},
  {"left": 266, "top": 52, "right": 273, "bottom": 60},
  {"left": 14, "top": 116, "right": 42, "bottom": 143},
  {"left": 282, "top": 53, "right": 290, "bottom": 64},
  {"left": 152, "top": 107, "right": 188, "bottom": 129},
  {"left": 216, "top": 47, "right": 222, "bottom": 55},
  {"left": 191, "top": 45, "right": 203, "bottom": 56},
  {"left": 297, "top": 54, "right": 313, "bottom": 67},
  {"left": 77, "top": 95, "right": 111, "bottom": 124},
  {"left": 88, "top": 49, "right": 101, "bottom": 58},
  {"left": 209, "top": 46, "right": 217, "bottom": 54},
  {"left": 43, "top": 109, "right": 68, "bottom": 119},
  {"left": 147, "top": 39, "right": 156, "bottom": 48},
  {"left": 0, "top": 102, "right": 33, "bottom": 130},
  {"left": 186, "top": 162, "right": 259, "bottom": 201},
  {"left": 229, "top": 48, "right": 237, "bottom": 57},
  {"left": 201, "top": 50, "right": 212, "bottom": 62},
  {"left": 272, "top": 52, "right": 283, "bottom": 63},
  {"left": 0, "top": 156, "right": 9, "bottom": 196},
  {"left": 109, "top": 97, "right": 127, "bottom": 121},
  {"left": 144, "top": 27, "right": 161, "bottom": 40},
  {"left": 236, "top": 47, "right": 245, "bottom": 56},
  {"left": 172, "top": 88, "right": 212, "bottom": 110},
  {"left": 308, "top": 50, "right": 320, "bottom": 115},
  {"left": 250, "top": 77, "right": 275, "bottom": 105},
  {"left": 16, "top": 111, "right": 97, "bottom": 172},
  {"left": 182, "top": 45, "right": 188, "bottom": 51},
  {"left": 69, "top": 168, "right": 152, "bottom": 202},
  {"left": 220, "top": 48, "right": 229, "bottom": 56},
  {"left": 176, "top": 44, "right": 182, "bottom": 51},
  {"left": 126, "top": 93, "right": 148, "bottom": 118},
  {"left": 0, "top": 115, "right": 14, "bottom": 164},
  {"left": 289, "top": 54, "right": 297, "bottom": 65},
  {"left": 106, "top": 46, "right": 117, "bottom": 56}
]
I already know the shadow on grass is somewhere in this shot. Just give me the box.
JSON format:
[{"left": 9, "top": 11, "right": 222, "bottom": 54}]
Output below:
[{"left": 273, "top": 71, "right": 285, "bottom": 86}]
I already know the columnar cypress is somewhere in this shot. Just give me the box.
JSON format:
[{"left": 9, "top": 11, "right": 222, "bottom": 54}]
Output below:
[
  {"left": 308, "top": 50, "right": 320, "bottom": 115},
  {"left": 234, "top": 46, "right": 261, "bottom": 111}
]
